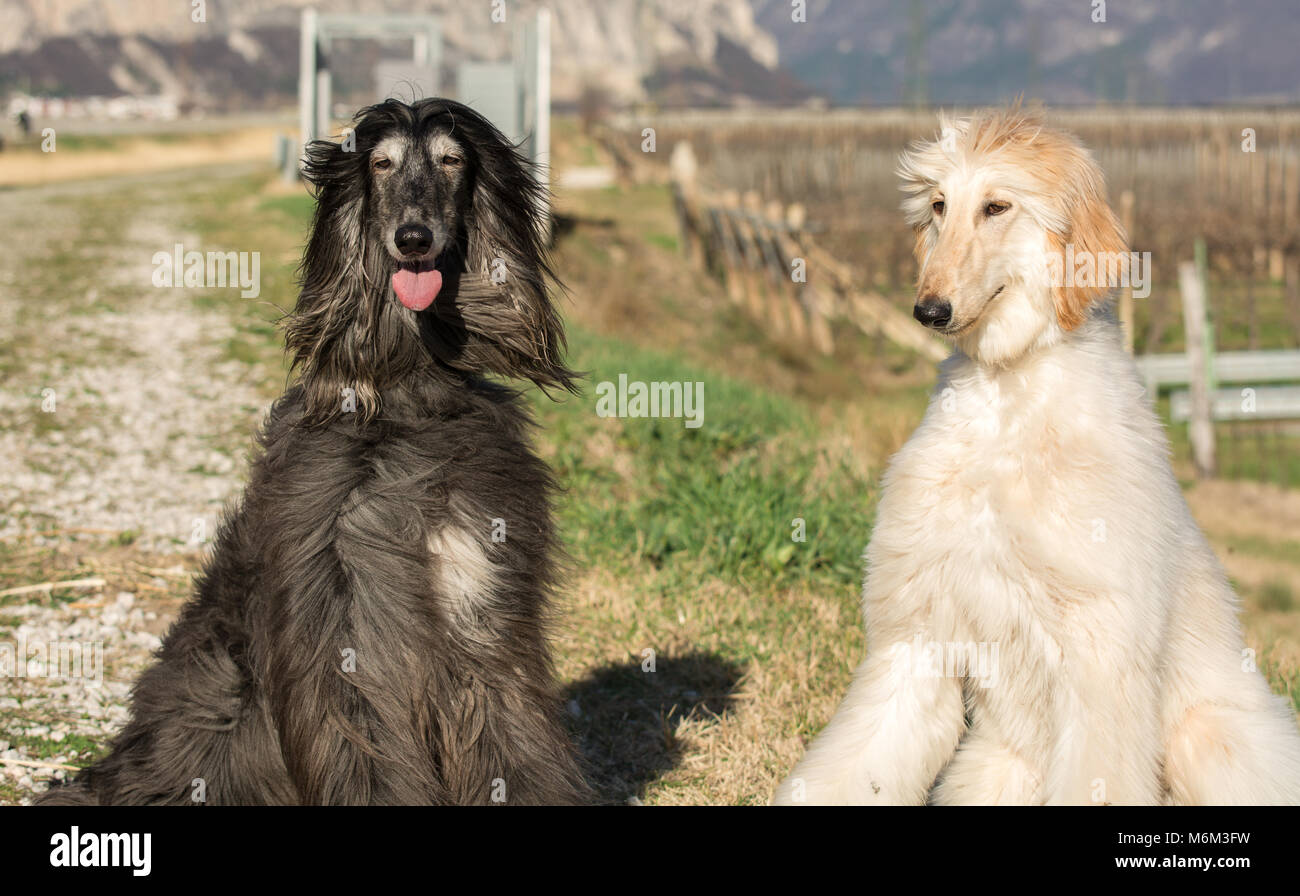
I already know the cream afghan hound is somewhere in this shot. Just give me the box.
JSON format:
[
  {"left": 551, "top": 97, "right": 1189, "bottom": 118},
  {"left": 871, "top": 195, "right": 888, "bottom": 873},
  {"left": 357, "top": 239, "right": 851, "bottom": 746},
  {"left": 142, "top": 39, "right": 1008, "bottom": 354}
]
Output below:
[{"left": 774, "top": 108, "right": 1300, "bottom": 806}]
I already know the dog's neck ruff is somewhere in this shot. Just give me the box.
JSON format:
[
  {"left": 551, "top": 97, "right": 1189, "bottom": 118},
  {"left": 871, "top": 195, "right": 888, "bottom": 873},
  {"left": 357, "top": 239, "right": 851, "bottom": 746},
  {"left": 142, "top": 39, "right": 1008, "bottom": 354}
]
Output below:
[
  {"left": 944, "top": 310, "right": 1127, "bottom": 411},
  {"left": 952, "top": 287, "right": 1116, "bottom": 372}
]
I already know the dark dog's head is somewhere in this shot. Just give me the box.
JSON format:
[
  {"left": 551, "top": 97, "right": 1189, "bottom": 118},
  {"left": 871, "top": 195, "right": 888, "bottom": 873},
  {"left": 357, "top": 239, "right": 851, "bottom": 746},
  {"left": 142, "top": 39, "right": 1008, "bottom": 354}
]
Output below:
[
  {"left": 286, "top": 98, "right": 576, "bottom": 423},
  {"left": 361, "top": 103, "right": 470, "bottom": 312}
]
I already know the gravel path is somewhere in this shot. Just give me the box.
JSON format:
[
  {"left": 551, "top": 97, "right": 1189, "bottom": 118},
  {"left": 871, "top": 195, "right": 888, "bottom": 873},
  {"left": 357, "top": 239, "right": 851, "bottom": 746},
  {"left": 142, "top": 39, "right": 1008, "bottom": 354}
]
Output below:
[{"left": 0, "top": 165, "right": 274, "bottom": 802}]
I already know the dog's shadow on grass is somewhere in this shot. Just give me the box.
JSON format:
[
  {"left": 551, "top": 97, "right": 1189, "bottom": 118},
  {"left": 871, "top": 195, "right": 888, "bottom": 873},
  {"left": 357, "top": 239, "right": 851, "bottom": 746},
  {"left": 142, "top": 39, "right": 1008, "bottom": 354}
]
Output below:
[{"left": 563, "top": 650, "right": 743, "bottom": 805}]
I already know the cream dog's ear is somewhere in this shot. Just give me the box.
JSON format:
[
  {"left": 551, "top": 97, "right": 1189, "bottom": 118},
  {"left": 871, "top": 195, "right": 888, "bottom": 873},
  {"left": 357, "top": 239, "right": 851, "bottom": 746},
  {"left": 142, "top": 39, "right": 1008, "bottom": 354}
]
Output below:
[{"left": 1050, "top": 148, "right": 1128, "bottom": 330}]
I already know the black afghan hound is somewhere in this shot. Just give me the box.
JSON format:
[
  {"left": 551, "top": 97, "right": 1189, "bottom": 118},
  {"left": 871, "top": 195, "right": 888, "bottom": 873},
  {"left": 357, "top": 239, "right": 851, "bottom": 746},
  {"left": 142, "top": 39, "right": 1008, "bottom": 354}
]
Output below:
[{"left": 39, "top": 98, "right": 589, "bottom": 805}]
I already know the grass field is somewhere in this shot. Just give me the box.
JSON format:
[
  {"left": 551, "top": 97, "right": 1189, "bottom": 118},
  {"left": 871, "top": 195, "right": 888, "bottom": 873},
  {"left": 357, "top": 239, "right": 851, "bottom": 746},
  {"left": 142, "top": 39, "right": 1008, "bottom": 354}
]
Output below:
[{"left": 1, "top": 124, "right": 1297, "bottom": 804}]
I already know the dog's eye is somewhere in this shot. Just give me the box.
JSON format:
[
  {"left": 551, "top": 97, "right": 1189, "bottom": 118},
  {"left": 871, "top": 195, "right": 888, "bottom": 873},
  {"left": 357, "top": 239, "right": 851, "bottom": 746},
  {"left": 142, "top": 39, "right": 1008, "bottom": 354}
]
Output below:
[
  {"left": 931, "top": 200, "right": 945, "bottom": 216},
  {"left": 372, "top": 157, "right": 392, "bottom": 171},
  {"left": 442, "top": 154, "right": 463, "bottom": 168},
  {"left": 986, "top": 201, "right": 1010, "bottom": 216}
]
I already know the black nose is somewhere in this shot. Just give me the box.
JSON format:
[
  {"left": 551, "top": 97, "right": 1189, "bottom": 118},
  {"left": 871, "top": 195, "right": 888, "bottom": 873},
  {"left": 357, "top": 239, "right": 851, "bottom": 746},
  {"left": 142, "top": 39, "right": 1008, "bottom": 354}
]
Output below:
[
  {"left": 913, "top": 297, "right": 953, "bottom": 330},
  {"left": 394, "top": 224, "right": 433, "bottom": 258}
]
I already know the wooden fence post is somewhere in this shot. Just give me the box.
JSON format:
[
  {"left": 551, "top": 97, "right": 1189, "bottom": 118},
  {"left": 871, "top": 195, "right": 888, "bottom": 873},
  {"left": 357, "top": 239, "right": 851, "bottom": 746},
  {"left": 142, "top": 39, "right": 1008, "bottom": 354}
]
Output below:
[
  {"left": 785, "top": 203, "right": 834, "bottom": 354},
  {"left": 669, "top": 141, "right": 699, "bottom": 268},
  {"left": 718, "top": 191, "right": 745, "bottom": 306},
  {"left": 764, "top": 199, "right": 807, "bottom": 344},
  {"left": 739, "top": 191, "right": 766, "bottom": 320},
  {"left": 1178, "top": 259, "right": 1217, "bottom": 478}
]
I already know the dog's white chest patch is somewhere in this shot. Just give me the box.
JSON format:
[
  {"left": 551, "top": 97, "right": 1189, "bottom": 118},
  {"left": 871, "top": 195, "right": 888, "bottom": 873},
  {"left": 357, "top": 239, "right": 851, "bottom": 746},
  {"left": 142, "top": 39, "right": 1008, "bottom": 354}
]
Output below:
[{"left": 426, "top": 526, "right": 498, "bottom": 627}]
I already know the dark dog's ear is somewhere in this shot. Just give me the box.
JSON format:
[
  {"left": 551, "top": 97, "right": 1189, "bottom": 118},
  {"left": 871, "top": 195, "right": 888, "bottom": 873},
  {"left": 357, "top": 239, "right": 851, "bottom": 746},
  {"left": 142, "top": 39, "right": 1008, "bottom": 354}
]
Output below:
[
  {"left": 301, "top": 137, "right": 359, "bottom": 194},
  {"left": 286, "top": 128, "right": 395, "bottom": 425},
  {"left": 298, "top": 136, "right": 367, "bottom": 252},
  {"left": 434, "top": 118, "right": 577, "bottom": 394}
]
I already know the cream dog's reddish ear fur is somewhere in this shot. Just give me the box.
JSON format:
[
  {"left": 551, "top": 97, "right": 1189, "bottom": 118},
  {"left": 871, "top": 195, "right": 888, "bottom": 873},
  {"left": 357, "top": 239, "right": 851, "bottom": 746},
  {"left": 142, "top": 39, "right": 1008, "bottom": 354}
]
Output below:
[{"left": 1050, "top": 153, "right": 1128, "bottom": 331}]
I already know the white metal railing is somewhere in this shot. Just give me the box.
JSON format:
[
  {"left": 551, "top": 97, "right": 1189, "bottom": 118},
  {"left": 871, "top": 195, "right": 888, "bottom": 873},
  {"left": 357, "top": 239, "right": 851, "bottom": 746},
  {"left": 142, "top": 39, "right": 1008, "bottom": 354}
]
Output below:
[{"left": 1135, "top": 350, "right": 1300, "bottom": 391}]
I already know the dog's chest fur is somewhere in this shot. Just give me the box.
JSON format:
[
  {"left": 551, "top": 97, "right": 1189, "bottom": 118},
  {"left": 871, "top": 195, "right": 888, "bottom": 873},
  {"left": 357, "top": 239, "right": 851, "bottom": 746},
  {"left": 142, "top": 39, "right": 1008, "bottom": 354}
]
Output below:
[
  {"left": 250, "top": 384, "right": 555, "bottom": 651},
  {"left": 425, "top": 515, "right": 505, "bottom": 635},
  {"left": 867, "top": 326, "right": 1179, "bottom": 675}
]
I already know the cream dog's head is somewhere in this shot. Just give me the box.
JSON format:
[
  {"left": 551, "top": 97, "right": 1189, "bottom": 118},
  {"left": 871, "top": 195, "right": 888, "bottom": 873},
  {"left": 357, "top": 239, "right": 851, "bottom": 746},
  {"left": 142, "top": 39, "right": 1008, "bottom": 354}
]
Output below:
[{"left": 899, "top": 108, "right": 1128, "bottom": 366}]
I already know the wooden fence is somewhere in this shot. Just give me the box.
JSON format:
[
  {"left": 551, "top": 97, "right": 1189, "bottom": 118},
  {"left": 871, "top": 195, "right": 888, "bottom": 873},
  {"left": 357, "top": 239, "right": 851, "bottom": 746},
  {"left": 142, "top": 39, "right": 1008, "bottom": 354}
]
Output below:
[{"left": 666, "top": 140, "right": 947, "bottom": 363}]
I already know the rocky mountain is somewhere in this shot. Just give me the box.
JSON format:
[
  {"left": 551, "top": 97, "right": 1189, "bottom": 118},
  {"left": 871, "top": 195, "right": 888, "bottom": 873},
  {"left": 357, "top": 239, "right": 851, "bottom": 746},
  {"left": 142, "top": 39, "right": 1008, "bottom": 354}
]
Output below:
[
  {"left": 752, "top": 0, "right": 1300, "bottom": 105},
  {"left": 0, "top": 0, "right": 804, "bottom": 111},
  {"left": 0, "top": 0, "right": 1296, "bottom": 110}
]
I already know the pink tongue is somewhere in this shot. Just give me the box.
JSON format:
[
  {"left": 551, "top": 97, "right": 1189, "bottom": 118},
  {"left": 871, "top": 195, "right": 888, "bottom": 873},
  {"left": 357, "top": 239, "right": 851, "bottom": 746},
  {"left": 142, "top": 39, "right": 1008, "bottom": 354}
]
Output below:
[{"left": 391, "top": 268, "right": 443, "bottom": 311}]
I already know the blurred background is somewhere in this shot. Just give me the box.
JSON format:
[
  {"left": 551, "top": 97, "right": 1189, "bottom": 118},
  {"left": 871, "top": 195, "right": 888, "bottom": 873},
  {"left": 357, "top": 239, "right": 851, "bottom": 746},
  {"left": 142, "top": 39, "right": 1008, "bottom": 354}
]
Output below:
[{"left": 1, "top": 1, "right": 1298, "bottom": 804}]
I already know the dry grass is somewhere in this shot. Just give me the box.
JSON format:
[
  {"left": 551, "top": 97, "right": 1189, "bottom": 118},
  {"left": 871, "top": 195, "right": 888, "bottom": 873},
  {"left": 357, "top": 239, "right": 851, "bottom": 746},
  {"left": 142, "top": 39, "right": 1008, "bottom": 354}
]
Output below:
[
  {"left": 550, "top": 563, "right": 864, "bottom": 805},
  {"left": 0, "top": 535, "right": 191, "bottom": 634},
  {"left": 1185, "top": 480, "right": 1300, "bottom": 674}
]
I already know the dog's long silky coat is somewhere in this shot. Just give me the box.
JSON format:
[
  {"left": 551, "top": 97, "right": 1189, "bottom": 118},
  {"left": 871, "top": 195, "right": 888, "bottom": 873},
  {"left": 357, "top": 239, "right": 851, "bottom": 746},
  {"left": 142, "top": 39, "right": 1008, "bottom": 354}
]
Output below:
[
  {"left": 40, "top": 99, "right": 589, "bottom": 805},
  {"left": 775, "top": 109, "right": 1300, "bottom": 805}
]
